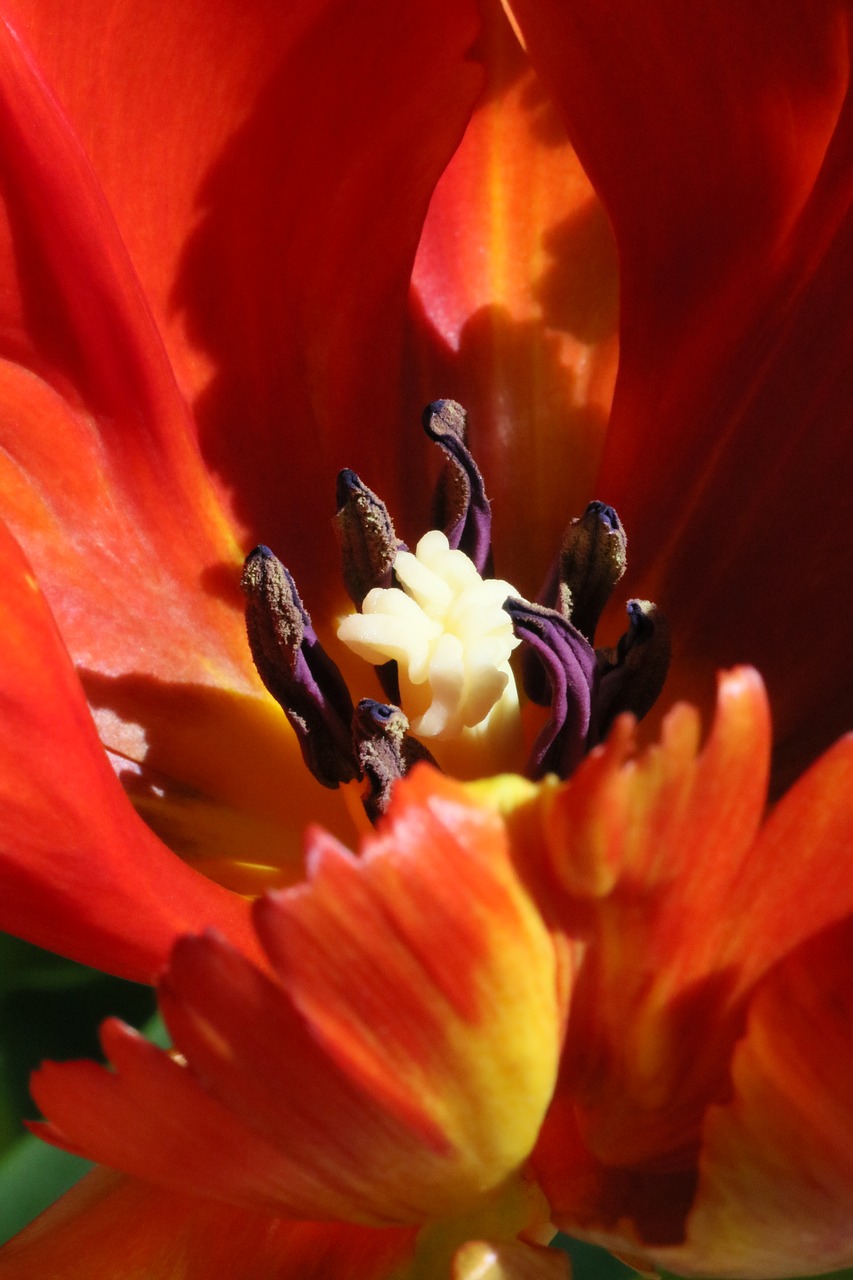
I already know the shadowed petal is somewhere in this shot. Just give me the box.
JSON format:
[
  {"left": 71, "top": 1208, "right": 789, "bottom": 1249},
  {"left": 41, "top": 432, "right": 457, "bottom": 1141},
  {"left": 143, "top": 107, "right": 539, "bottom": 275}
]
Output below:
[
  {"left": 30, "top": 769, "right": 561, "bottom": 1224},
  {"left": 156, "top": 0, "right": 482, "bottom": 577},
  {"left": 0, "top": 1168, "right": 416, "bottom": 1280},
  {"left": 506, "top": 0, "right": 853, "bottom": 779},
  {"left": 1, "top": 0, "right": 483, "bottom": 565},
  {"left": 0, "top": 518, "right": 257, "bottom": 982}
]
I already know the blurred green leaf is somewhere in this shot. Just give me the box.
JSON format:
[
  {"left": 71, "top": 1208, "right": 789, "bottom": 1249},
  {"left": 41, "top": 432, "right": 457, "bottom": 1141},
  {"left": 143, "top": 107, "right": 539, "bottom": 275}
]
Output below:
[
  {"left": 0, "top": 1005, "right": 168, "bottom": 1246},
  {"left": 555, "top": 1234, "right": 636, "bottom": 1279},
  {"left": 0, "top": 935, "right": 157, "bottom": 1151},
  {"left": 0, "top": 1133, "right": 93, "bottom": 1244}
]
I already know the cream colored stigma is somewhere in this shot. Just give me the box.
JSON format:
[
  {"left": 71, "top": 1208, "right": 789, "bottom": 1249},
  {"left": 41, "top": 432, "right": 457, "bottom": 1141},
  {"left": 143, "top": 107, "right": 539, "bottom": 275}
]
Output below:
[{"left": 337, "top": 531, "right": 524, "bottom": 775}]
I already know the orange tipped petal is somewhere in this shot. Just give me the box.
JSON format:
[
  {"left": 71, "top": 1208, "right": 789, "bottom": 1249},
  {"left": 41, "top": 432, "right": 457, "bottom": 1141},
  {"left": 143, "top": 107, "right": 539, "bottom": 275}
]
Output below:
[
  {"left": 0, "top": 1168, "right": 416, "bottom": 1280},
  {"left": 663, "top": 916, "right": 853, "bottom": 1278},
  {"left": 542, "top": 669, "right": 771, "bottom": 1166},
  {"left": 506, "top": 0, "right": 853, "bottom": 777},
  {"left": 533, "top": 673, "right": 853, "bottom": 1258},
  {"left": 31, "top": 769, "right": 561, "bottom": 1225},
  {"left": 0, "top": 517, "right": 257, "bottom": 982}
]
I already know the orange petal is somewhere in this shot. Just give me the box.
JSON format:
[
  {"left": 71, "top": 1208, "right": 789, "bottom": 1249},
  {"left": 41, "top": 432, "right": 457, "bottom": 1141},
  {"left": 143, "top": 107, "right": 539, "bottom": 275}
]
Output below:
[
  {"left": 0, "top": 1167, "right": 415, "bottom": 1280},
  {"left": 662, "top": 916, "right": 853, "bottom": 1278},
  {"left": 407, "top": 0, "right": 618, "bottom": 588},
  {"left": 32, "top": 769, "right": 561, "bottom": 1224},
  {"left": 542, "top": 669, "right": 771, "bottom": 1166},
  {"left": 506, "top": 0, "right": 853, "bottom": 779},
  {"left": 0, "top": 517, "right": 258, "bottom": 982},
  {"left": 534, "top": 675, "right": 853, "bottom": 1255}
]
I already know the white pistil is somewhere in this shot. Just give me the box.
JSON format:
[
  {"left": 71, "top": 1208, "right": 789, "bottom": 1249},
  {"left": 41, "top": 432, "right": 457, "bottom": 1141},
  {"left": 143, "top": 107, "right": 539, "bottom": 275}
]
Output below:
[{"left": 337, "top": 530, "right": 524, "bottom": 775}]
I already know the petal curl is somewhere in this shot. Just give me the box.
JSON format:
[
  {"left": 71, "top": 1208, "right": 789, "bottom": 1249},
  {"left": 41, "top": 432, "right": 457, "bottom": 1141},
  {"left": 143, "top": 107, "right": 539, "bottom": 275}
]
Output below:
[
  {"left": 30, "top": 769, "right": 561, "bottom": 1224},
  {"left": 0, "top": 1168, "right": 415, "bottom": 1280},
  {"left": 0, "top": 518, "right": 257, "bottom": 982}
]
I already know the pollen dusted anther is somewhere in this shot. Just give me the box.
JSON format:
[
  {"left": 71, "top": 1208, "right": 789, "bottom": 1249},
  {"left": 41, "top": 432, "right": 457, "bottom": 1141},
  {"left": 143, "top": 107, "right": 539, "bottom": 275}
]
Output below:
[{"left": 352, "top": 699, "right": 436, "bottom": 824}]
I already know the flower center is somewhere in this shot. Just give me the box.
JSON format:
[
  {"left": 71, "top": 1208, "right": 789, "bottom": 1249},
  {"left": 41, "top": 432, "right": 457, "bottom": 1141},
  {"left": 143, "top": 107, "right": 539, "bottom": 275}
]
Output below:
[
  {"left": 241, "top": 400, "right": 670, "bottom": 823},
  {"left": 337, "top": 530, "right": 522, "bottom": 741}
]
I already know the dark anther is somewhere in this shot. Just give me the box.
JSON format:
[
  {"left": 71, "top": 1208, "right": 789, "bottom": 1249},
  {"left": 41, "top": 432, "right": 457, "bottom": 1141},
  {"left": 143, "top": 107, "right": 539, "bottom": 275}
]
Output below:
[
  {"left": 525, "top": 501, "right": 627, "bottom": 707},
  {"left": 333, "top": 468, "right": 403, "bottom": 608},
  {"left": 334, "top": 468, "right": 402, "bottom": 706},
  {"left": 504, "top": 598, "right": 597, "bottom": 780},
  {"left": 559, "top": 501, "right": 627, "bottom": 640},
  {"left": 538, "top": 501, "right": 627, "bottom": 640},
  {"left": 352, "top": 699, "right": 436, "bottom": 824},
  {"left": 593, "top": 600, "right": 671, "bottom": 744},
  {"left": 241, "top": 546, "right": 359, "bottom": 788},
  {"left": 422, "top": 400, "right": 492, "bottom": 575}
]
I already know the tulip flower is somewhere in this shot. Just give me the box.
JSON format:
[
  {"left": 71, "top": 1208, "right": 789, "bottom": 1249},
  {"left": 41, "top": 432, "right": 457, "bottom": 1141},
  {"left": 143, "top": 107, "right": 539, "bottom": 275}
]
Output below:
[{"left": 0, "top": 0, "right": 848, "bottom": 1276}]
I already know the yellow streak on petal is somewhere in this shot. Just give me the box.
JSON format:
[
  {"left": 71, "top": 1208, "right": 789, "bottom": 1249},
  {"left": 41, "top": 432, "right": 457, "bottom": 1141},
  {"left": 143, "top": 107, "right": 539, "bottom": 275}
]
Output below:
[{"left": 410, "top": 3, "right": 619, "bottom": 585}]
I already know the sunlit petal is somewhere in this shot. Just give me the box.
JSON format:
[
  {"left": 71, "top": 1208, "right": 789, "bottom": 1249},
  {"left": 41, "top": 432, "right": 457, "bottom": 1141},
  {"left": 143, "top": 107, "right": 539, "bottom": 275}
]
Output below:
[
  {"left": 30, "top": 770, "right": 561, "bottom": 1223},
  {"left": 408, "top": 0, "right": 619, "bottom": 589},
  {"left": 0, "top": 516, "right": 257, "bottom": 981}
]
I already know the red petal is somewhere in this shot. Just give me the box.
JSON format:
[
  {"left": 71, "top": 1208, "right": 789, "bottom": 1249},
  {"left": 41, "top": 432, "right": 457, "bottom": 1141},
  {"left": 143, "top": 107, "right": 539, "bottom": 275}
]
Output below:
[
  {"left": 0, "top": 518, "right": 258, "bottom": 982},
  {"left": 506, "top": 0, "right": 853, "bottom": 777},
  {"left": 31, "top": 770, "right": 561, "bottom": 1224},
  {"left": 665, "top": 916, "right": 853, "bottom": 1278},
  {"left": 407, "top": 1, "right": 618, "bottom": 588},
  {"left": 4, "top": 0, "right": 484, "bottom": 576},
  {"left": 0, "top": 18, "right": 336, "bottom": 876},
  {"left": 0, "top": 1167, "right": 415, "bottom": 1280}
]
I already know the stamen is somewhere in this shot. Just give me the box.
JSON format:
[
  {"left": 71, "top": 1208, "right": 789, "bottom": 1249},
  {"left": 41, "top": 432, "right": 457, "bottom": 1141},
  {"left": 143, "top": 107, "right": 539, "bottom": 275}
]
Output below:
[
  {"left": 352, "top": 699, "right": 435, "bottom": 824},
  {"left": 554, "top": 501, "right": 627, "bottom": 641},
  {"left": 423, "top": 400, "right": 492, "bottom": 575},
  {"left": 337, "top": 530, "right": 521, "bottom": 746},
  {"left": 242, "top": 399, "right": 669, "bottom": 799},
  {"left": 334, "top": 469, "right": 404, "bottom": 607},
  {"left": 593, "top": 600, "right": 671, "bottom": 743},
  {"left": 241, "top": 546, "right": 358, "bottom": 788},
  {"left": 525, "top": 501, "right": 627, "bottom": 706},
  {"left": 504, "top": 598, "right": 597, "bottom": 779}
]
